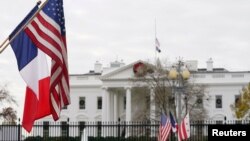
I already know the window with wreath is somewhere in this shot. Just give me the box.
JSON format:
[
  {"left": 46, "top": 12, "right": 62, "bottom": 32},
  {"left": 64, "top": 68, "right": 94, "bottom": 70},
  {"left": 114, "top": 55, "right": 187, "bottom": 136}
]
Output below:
[
  {"left": 215, "top": 95, "right": 222, "bottom": 108},
  {"left": 235, "top": 95, "right": 240, "bottom": 106},
  {"left": 123, "top": 96, "right": 126, "bottom": 110},
  {"left": 79, "top": 97, "right": 86, "bottom": 109},
  {"left": 196, "top": 96, "right": 203, "bottom": 108}
]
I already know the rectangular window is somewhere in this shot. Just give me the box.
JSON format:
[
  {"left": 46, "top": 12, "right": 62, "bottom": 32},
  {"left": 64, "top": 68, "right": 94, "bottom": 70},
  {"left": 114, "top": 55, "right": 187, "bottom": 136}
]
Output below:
[
  {"left": 215, "top": 95, "right": 222, "bottom": 108},
  {"left": 79, "top": 97, "right": 86, "bottom": 109},
  {"left": 235, "top": 95, "right": 240, "bottom": 106},
  {"left": 196, "top": 96, "right": 203, "bottom": 108},
  {"left": 146, "top": 95, "right": 150, "bottom": 109},
  {"left": 97, "top": 97, "right": 102, "bottom": 110},
  {"left": 124, "top": 96, "right": 126, "bottom": 110},
  {"left": 43, "top": 121, "right": 49, "bottom": 137},
  {"left": 79, "top": 121, "right": 85, "bottom": 136},
  {"left": 61, "top": 121, "right": 68, "bottom": 137},
  {"left": 212, "top": 74, "right": 225, "bottom": 78}
]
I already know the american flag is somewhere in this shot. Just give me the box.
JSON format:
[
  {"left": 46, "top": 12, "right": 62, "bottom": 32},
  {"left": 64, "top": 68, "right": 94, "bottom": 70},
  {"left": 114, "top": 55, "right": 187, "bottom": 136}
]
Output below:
[
  {"left": 155, "top": 38, "right": 161, "bottom": 53},
  {"left": 158, "top": 114, "right": 171, "bottom": 141},
  {"left": 25, "top": 0, "right": 70, "bottom": 120}
]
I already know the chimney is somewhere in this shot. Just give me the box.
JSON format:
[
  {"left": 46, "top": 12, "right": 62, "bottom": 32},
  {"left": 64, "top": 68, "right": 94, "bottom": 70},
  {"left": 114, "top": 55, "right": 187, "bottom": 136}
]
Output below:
[
  {"left": 94, "top": 61, "right": 102, "bottom": 73},
  {"left": 206, "top": 58, "right": 213, "bottom": 72}
]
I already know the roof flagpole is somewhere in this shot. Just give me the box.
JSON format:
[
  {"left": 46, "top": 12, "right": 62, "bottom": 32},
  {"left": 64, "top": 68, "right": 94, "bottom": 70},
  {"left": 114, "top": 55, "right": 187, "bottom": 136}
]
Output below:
[{"left": 155, "top": 18, "right": 157, "bottom": 64}]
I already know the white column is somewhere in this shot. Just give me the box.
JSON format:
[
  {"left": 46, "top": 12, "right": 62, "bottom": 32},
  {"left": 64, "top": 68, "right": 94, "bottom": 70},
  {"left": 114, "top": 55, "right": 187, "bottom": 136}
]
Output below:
[
  {"left": 150, "top": 87, "right": 156, "bottom": 137},
  {"left": 110, "top": 93, "right": 114, "bottom": 121},
  {"left": 113, "top": 93, "right": 118, "bottom": 137},
  {"left": 102, "top": 87, "right": 109, "bottom": 137},
  {"left": 150, "top": 87, "right": 155, "bottom": 120},
  {"left": 107, "top": 90, "right": 111, "bottom": 121},
  {"left": 125, "top": 86, "right": 132, "bottom": 122},
  {"left": 114, "top": 93, "right": 118, "bottom": 121},
  {"left": 102, "top": 87, "right": 107, "bottom": 121}
]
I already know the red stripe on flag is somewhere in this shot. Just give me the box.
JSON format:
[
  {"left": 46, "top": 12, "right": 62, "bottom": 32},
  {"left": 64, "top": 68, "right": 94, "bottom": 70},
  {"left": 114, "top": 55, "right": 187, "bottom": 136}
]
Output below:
[
  {"left": 59, "top": 81, "right": 69, "bottom": 105},
  {"left": 182, "top": 122, "right": 188, "bottom": 139},
  {"left": 177, "top": 113, "right": 190, "bottom": 141}
]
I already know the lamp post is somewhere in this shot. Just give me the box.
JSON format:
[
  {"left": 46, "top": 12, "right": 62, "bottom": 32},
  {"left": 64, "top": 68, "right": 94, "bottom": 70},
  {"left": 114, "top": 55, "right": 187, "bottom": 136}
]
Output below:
[{"left": 168, "top": 60, "right": 190, "bottom": 124}]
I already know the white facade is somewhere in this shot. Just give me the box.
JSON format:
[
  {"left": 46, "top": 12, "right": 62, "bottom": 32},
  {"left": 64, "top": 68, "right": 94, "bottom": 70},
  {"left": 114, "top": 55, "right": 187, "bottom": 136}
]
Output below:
[
  {"left": 192, "top": 71, "right": 249, "bottom": 120},
  {"left": 40, "top": 59, "right": 250, "bottom": 123}
]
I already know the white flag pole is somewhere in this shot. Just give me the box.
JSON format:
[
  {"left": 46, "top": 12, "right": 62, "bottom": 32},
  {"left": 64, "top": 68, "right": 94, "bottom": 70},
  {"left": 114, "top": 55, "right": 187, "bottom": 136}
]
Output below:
[{"left": 154, "top": 18, "right": 157, "bottom": 63}]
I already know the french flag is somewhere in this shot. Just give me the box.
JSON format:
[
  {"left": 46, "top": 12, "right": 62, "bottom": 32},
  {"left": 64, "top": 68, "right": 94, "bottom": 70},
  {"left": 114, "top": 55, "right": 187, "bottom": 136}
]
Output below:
[
  {"left": 169, "top": 111, "right": 177, "bottom": 133},
  {"left": 10, "top": 4, "right": 51, "bottom": 132}
]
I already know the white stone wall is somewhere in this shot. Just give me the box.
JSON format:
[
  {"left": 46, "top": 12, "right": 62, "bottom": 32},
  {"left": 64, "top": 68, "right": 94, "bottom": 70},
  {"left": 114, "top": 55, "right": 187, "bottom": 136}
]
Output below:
[
  {"left": 205, "top": 85, "right": 242, "bottom": 120},
  {"left": 38, "top": 60, "right": 250, "bottom": 123},
  {"left": 191, "top": 72, "right": 249, "bottom": 120}
]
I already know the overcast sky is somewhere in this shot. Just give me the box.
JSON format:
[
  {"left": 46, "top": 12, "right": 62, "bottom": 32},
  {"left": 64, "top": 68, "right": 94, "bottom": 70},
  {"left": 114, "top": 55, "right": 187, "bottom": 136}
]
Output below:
[{"left": 1, "top": 0, "right": 250, "bottom": 119}]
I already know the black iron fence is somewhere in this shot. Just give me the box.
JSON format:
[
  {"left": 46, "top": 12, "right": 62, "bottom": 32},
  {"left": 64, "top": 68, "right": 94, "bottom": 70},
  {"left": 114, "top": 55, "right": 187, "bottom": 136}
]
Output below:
[{"left": 0, "top": 120, "right": 249, "bottom": 141}]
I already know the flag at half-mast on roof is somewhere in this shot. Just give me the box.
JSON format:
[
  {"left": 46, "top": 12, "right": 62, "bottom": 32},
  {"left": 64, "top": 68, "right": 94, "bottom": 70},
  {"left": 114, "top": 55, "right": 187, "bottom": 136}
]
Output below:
[
  {"left": 6, "top": 0, "right": 70, "bottom": 132},
  {"left": 155, "top": 37, "right": 161, "bottom": 53}
]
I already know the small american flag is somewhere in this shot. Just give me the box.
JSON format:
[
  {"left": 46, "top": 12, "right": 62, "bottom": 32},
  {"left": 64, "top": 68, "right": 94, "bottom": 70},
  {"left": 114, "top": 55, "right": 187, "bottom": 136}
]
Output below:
[
  {"left": 25, "top": 0, "right": 70, "bottom": 120},
  {"left": 158, "top": 114, "right": 171, "bottom": 141}
]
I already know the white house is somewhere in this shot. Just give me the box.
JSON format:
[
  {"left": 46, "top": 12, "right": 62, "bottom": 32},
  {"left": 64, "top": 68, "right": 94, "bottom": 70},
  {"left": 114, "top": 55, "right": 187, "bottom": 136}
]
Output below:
[
  {"left": 29, "top": 58, "right": 250, "bottom": 138},
  {"left": 40, "top": 59, "right": 250, "bottom": 123}
]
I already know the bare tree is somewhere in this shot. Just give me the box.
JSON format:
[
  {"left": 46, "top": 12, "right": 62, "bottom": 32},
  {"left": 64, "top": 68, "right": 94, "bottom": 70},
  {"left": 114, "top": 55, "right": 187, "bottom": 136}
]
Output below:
[
  {"left": 132, "top": 60, "right": 209, "bottom": 121},
  {"left": 0, "top": 84, "right": 17, "bottom": 123}
]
